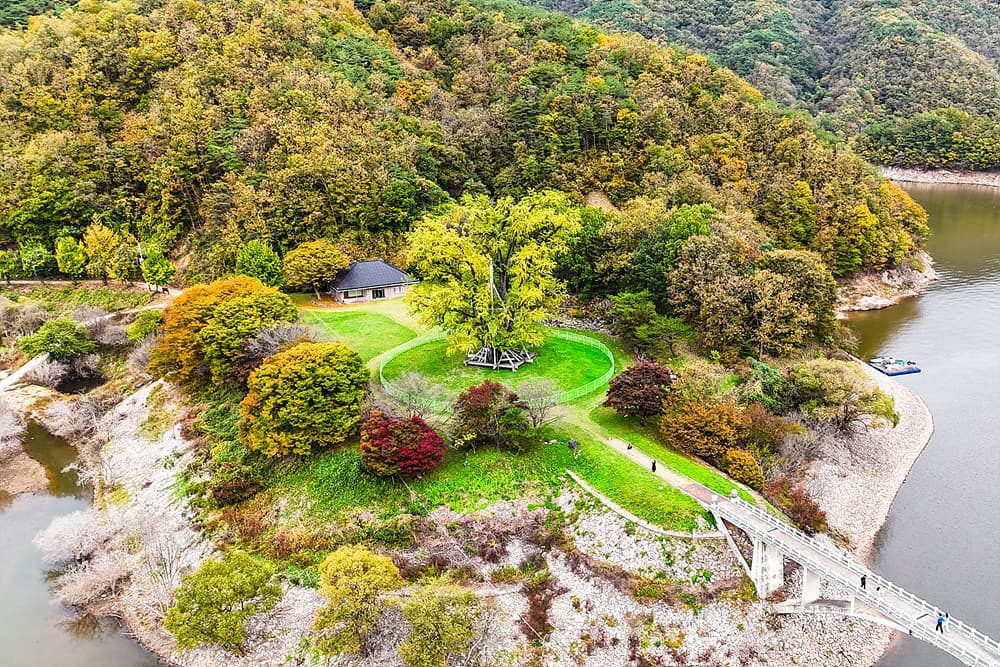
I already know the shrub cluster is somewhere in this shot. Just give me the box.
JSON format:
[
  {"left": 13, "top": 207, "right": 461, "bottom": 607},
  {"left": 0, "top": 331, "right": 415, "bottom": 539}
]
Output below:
[
  {"left": 126, "top": 309, "right": 164, "bottom": 342},
  {"left": 660, "top": 400, "right": 749, "bottom": 461},
  {"left": 240, "top": 341, "right": 369, "bottom": 457},
  {"left": 18, "top": 316, "right": 95, "bottom": 360},
  {"left": 150, "top": 276, "right": 297, "bottom": 388},
  {"left": 763, "top": 475, "right": 828, "bottom": 535},
  {"left": 314, "top": 545, "right": 404, "bottom": 656},
  {"left": 164, "top": 551, "right": 280, "bottom": 651},
  {"left": 452, "top": 380, "right": 535, "bottom": 452},
  {"left": 719, "top": 448, "right": 763, "bottom": 490}
]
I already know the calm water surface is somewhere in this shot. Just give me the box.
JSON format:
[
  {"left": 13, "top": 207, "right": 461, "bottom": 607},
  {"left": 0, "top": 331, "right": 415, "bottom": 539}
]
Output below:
[
  {"left": 848, "top": 184, "right": 1000, "bottom": 667},
  {"left": 0, "top": 423, "right": 161, "bottom": 667}
]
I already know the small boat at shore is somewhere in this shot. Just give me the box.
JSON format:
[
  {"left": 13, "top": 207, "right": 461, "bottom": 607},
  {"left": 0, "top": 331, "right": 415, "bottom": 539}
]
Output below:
[{"left": 868, "top": 356, "right": 922, "bottom": 376}]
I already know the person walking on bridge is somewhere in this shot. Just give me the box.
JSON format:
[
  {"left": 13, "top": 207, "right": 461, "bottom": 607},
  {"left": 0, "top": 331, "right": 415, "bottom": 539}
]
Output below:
[
  {"left": 860, "top": 574, "right": 867, "bottom": 590},
  {"left": 936, "top": 614, "right": 946, "bottom": 633}
]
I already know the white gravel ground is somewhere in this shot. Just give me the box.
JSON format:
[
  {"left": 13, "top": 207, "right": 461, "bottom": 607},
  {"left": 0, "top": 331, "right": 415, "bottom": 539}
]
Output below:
[
  {"left": 557, "top": 492, "right": 737, "bottom": 581},
  {"left": 539, "top": 492, "right": 893, "bottom": 666},
  {"left": 806, "top": 364, "right": 935, "bottom": 558}
]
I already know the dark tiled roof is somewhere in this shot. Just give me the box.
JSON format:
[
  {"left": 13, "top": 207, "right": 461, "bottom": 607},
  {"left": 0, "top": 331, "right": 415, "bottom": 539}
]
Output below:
[{"left": 332, "top": 260, "right": 416, "bottom": 291}]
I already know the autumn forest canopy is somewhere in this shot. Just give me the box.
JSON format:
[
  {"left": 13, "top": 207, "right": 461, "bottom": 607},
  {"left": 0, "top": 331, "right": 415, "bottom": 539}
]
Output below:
[
  {"left": 0, "top": 0, "right": 931, "bottom": 279},
  {"left": 531, "top": 0, "right": 1000, "bottom": 170}
]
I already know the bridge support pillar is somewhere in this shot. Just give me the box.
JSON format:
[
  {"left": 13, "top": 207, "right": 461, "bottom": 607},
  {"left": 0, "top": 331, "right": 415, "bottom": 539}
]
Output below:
[
  {"left": 751, "top": 538, "right": 784, "bottom": 597},
  {"left": 800, "top": 567, "right": 822, "bottom": 604}
]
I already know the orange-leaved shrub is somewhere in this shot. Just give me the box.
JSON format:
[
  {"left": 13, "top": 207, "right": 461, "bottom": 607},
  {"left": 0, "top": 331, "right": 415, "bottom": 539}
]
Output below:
[{"left": 660, "top": 400, "right": 750, "bottom": 460}]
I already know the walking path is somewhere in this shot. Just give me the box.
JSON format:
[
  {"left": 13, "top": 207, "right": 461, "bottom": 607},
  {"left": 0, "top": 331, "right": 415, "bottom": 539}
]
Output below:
[
  {"left": 601, "top": 436, "right": 725, "bottom": 505},
  {"left": 564, "top": 469, "right": 722, "bottom": 539}
]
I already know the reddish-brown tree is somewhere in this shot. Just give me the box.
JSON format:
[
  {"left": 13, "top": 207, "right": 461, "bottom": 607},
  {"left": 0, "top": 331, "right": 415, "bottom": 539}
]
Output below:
[
  {"left": 660, "top": 400, "right": 750, "bottom": 459},
  {"left": 452, "top": 380, "right": 533, "bottom": 451},
  {"left": 603, "top": 361, "right": 676, "bottom": 425},
  {"left": 764, "top": 475, "right": 827, "bottom": 535},
  {"left": 360, "top": 409, "right": 445, "bottom": 477},
  {"left": 743, "top": 403, "right": 799, "bottom": 460}
]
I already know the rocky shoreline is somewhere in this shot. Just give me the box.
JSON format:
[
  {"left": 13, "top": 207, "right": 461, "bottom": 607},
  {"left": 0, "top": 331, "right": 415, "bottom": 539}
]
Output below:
[
  {"left": 880, "top": 167, "right": 1000, "bottom": 188},
  {"left": 806, "top": 362, "right": 935, "bottom": 560},
  {"left": 0, "top": 387, "right": 54, "bottom": 497},
  {"left": 836, "top": 250, "right": 938, "bottom": 314},
  {"left": 0, "top": 449, "right": 46, "bottom": 495}
]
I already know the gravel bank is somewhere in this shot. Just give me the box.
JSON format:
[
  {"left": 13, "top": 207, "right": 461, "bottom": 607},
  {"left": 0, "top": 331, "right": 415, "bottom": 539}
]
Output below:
[
  {"left": 541, "top": 493, "right": 892, "bottom": 666},
  {"left": 0, "top": 387, "right": 45, "bottom": 496},
  {"left": 806, "top": 363, "right": 935, "bottom": 559},
  {"left": 0, "top": 449, "right": 47, "bottom": 495},
  {"left": 837, "top": 250, "right": 938, "bottom": 314},
  {"left": 880, "top": 167, "right": 1000, "bottom": 188}
]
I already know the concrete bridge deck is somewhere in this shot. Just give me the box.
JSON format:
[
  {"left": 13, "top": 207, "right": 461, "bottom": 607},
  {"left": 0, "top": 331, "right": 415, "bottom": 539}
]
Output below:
[
  {"left": 584, "top": 435, "right": 999, "bottom": 665},
  {"left": 711, "top": 493, "right": 1000, "bottom": 667}
]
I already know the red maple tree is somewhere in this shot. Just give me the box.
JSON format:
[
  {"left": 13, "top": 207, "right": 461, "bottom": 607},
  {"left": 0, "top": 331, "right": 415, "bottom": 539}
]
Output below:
[
  {"left": 360, "top": 409, "right": 445, "bottom": 477},
  {"left": 603, "top": 361, "right": 676, "bottom": 425}
]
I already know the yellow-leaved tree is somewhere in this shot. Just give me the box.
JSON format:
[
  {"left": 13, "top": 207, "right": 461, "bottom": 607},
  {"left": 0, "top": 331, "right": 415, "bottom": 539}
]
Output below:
[{"left": 406, "top": 190, "right": 581, "bottom": 358}]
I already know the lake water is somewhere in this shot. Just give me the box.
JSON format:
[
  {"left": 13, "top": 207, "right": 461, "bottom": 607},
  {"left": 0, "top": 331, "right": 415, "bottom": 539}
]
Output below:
[
  {"left": 0, "top": 422, "right": 161, "bottom": 667},
  {"left": 848, "top": 184, "right": 1000, "bottom": 667}
]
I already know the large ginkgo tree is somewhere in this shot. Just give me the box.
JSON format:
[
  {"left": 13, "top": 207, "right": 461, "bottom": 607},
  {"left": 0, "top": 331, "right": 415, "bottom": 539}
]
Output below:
[{"left": 406, "top": 191, "right": 580, "bottom": 368}]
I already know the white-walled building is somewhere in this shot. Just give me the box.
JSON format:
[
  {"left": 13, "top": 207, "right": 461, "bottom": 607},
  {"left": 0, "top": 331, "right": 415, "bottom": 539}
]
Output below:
[{"left": 329, "top": 260, "right": 417, "bottom": 303}]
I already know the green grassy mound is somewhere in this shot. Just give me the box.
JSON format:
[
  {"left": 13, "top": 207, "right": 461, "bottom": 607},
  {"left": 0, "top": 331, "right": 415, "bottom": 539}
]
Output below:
[
  {"left": 380, "top": 332, "right": 613, "bottom": 397},
  {"left": 267, "top": 428, "right": 708, "bottom": 533}
]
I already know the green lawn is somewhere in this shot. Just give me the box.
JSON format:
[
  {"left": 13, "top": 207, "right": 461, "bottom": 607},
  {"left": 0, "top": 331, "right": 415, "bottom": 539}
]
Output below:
[
  {"left": 300, "top": 309, "right": 417, "bottom": 362},
  {"left": 588, "top": 406, "right": 756, "bottom": 503},
  {"left": 267, "top": 426, "right": 709, "bottom": 532},
  {"left": 380, "top": 332, "right": 613, "bottom": 395},
  {"left": 555, "top": 423, "right": 709, "bottom": 531}
]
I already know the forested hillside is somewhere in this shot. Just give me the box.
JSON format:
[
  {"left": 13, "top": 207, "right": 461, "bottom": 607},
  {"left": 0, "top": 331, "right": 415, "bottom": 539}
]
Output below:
[
  {"left": 0, "top": 0, "right": 925, "bottom": 290},
  {"left": 533, "top": 0, "right": 1000, "bottom": 170}
]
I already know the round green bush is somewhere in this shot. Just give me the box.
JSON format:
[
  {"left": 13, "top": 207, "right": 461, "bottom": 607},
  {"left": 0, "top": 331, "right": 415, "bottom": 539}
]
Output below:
[
  {"left": 164, "top": 551, "right": 279, "bottom": 651},
  {"left": 18, "top": 316, "right": 95, "bottom": 360}
]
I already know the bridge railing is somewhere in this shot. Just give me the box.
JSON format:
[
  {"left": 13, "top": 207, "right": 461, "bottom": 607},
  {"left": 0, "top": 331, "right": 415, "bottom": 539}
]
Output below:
[
  {"left": 777, "top": 599, "right": 999, "bottom": 667},
  {"left": 718, "top": 497, "right": 1000, "bottom": 660}
]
